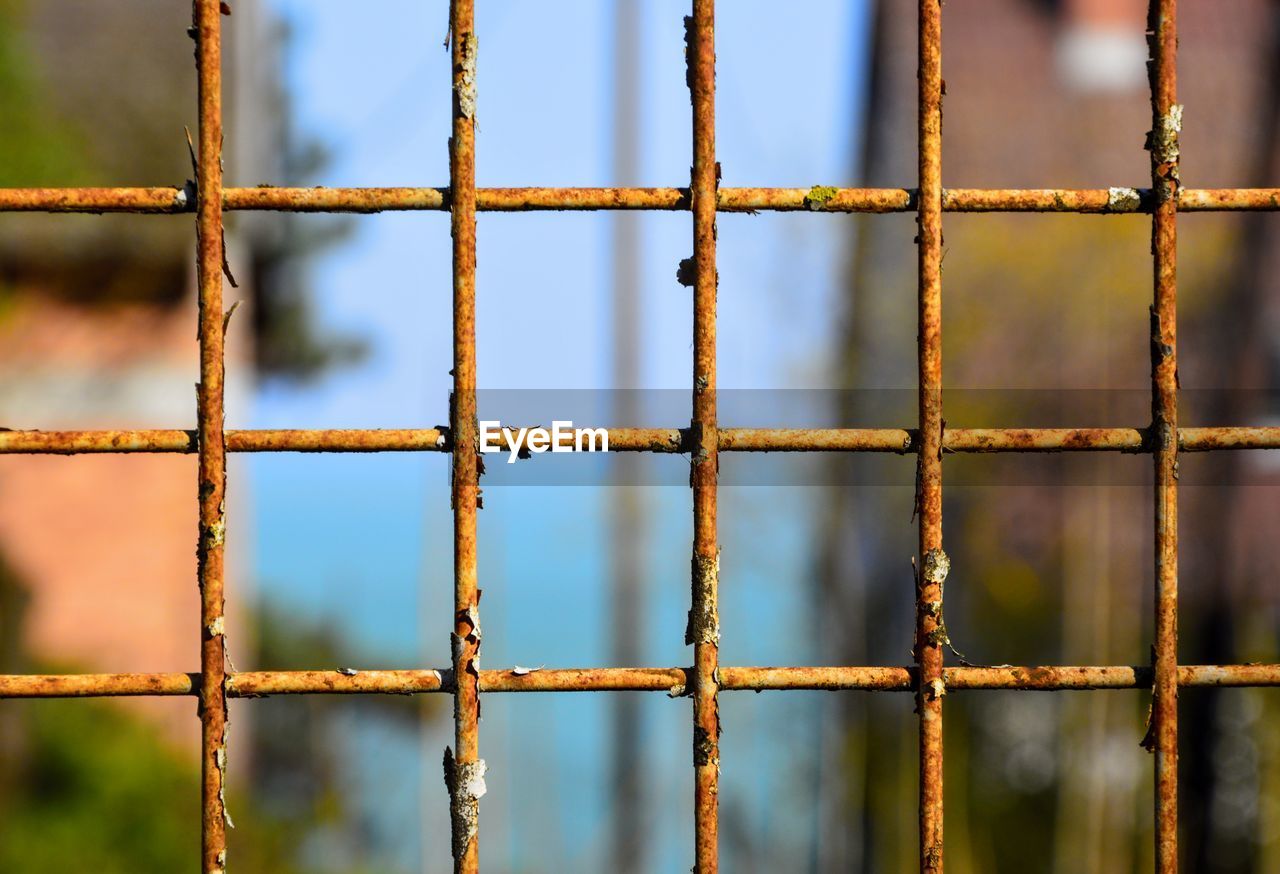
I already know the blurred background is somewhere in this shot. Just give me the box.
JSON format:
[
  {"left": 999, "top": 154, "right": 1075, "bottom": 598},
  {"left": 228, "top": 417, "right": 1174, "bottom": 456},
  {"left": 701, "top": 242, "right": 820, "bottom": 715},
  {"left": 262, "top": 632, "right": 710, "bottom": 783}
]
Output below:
[{"left": 0, "top": 0, "right": 1278, "bottom": 871}]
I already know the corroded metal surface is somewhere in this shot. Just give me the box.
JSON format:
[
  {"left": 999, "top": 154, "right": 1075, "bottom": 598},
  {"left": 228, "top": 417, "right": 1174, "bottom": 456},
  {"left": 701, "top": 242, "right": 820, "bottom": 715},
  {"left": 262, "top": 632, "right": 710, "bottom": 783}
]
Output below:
[
  {"left": 0, "top": 673, "right": 200, "bottom": 697},
  {"left": 9, "top": 663, "right": 1280, "bottom": 699},
  {"left": 916, "top": 1, "right": 946, "bottom": 870},
  {"left": 688, "top": 2, "right": 721, "bottom": 870},
  {"left": 448, "top": 2, "right": 481, "bottom": 871},
  {"left": 6, "top": 425, "right": 1280, "bottom": 455},
  {"left": 1148, "top": 1, "right": 1180, "bottom": 868},
  {"left": 3, "top": 185, "right": 1278, "bottom": 213},
  {"left": 193, "top": 2, "right": 229, "bottom": 871},
  {"left": 1, "top": 0, "right": 1274, "bottom": 870}
]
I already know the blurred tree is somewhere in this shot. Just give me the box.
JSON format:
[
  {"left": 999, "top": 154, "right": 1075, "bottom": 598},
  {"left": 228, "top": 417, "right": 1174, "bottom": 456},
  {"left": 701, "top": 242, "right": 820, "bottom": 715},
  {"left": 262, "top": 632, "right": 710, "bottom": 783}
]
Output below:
[
  {"left": 241, "top": 601, "right": 432, "bottom": 871},
  {"left": 822, "top": 2, "right": 1280, "bottom": 871},
  {"left": 0, "top": 0, "right": 93, "bottom": 187},
  {"left": 0, "top": 552, "right": 425, "bottom": 873},
  {"left": 235, "top": 14, "right": 368, "bottom": 383},
  {"left": 0, "top": 0, "right": 365, "bottom": 380},
  {"left": 0, "top": 696, "right": 264, "bottom": 874}
]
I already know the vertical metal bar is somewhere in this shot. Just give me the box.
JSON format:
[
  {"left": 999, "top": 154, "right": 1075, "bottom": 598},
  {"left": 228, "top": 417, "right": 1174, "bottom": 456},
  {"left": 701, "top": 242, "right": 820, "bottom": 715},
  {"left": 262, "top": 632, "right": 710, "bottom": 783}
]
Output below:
[
  {"left": 610, "top": 2, "right": 646, "bottom": 871},
  {"left": 688, "top": 0, "right": 720, "bottom": 871},
  {"left": 193, "top": 0, "right": 229, "bottom": 871},
  {"left": 916, "top": 1, "right": 945, "bottom": 872},
  {"left": 447, "top": 1, "right": 482, "bottom": 872},
  {"left": 1147, "top": 0, "right": 1180, "bottom": 869}
]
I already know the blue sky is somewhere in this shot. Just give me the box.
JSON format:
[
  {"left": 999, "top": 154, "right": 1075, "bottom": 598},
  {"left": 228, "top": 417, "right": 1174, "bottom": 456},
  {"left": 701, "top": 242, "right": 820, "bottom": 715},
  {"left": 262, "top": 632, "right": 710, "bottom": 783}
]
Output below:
[{"left": 247, "top": 2, "right": 870, "bottom": 870}]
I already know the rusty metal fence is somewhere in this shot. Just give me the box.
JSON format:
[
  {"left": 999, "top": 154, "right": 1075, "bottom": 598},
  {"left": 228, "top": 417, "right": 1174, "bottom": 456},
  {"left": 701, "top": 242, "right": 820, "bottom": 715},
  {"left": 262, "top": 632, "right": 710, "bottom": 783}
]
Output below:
[{"left": 1, "top": 1, "right": 1279, "bottom": 872}]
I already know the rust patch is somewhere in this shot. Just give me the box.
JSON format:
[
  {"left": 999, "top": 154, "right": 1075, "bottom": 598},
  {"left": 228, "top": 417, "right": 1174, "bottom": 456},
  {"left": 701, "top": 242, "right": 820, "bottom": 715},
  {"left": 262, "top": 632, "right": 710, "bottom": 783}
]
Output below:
[
  {"left": 693, "top": 724, "right": 717, "bottom": 768},
  {"left": 4, "top": 185, "right": 1280, "bottom": 215}
]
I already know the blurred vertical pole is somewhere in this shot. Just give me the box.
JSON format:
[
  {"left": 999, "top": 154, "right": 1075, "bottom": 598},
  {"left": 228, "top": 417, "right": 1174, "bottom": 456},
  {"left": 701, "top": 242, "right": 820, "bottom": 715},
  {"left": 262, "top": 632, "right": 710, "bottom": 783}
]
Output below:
[
  {"left": 1053, "top": 489, "right": 1115, "bottom": 874},
  {"left": 608, "top": 0, "right": 647, "bottom": 869},
  {"left": 1184, "top": 5, "right": 1279, "bottom": 872},
  {"left": 818, "top": 3, "right": 886, "bottom": 869},
  {"left": 609, "top": 3, "right": 645, "bottom": 873}
]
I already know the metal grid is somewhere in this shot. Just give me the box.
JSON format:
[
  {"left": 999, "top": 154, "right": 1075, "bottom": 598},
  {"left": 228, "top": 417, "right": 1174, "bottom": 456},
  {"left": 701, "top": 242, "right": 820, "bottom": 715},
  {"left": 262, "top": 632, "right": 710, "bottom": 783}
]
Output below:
[{"left": 1, "top": 1, "right": 1279, "bottom": 871}]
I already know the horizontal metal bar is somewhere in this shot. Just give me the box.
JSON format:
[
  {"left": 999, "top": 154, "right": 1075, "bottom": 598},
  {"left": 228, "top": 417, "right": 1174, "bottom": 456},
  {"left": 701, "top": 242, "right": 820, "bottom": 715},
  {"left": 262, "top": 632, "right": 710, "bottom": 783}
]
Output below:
[
  {"left": 718, "top": 666, "right": 913, "bottom": 690},
  {"left": 724, "top": 663, "right": 1280, "bottom": 692},
  {"left": 2, "top": 426, "right": 1277, "bottom": 455},
  {"left": 231, "top": 669, "right": 448, "bottom": 696},
  {"left": 1178, "top": 426, "right": 1280, "bottom": 451},
  {"left": 0, "top": 186, "right": 1276, "bottom": 214},
  {"left": 4, "top": 664, "right": 1280, "bottom": 698},
  {"left": 231, "top": 667, "right": 690, "bottom": 695},
  {"left": 0, "top": 672, "right": 199, "bottom": 697},
  {"left": 721, "top": 427, "right": 1155, "bottom": 453},
  {"left": 718, "top": 428, "right": 913, "bottom": 452},
  {"left": 0, "top": 428, "right": 448, "bottom": 454}
]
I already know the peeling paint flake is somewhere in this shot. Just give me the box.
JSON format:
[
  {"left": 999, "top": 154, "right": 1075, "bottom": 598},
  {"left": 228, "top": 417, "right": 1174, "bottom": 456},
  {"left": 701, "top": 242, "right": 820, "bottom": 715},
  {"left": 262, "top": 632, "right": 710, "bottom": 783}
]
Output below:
[
  {"left": 443, "top": 747, "right": 487, "bottom": 860},
  {"left": 460, "top": 603, "right": 482, "bottom": 645},
  {"left": 1149, "top": 103, "right": 1183, "bottom": 169},
  {"left": 206, "top": 517, "right": 226, "bottom": 548},
  {"left": 921, "top": 548, "right": 950, "bottom": 585},
  {"left": 217, "top": 722, "right": 234, "bottom": 829},
  {"left": 456, "top": 33, "right": 478, "bottom": 120},
  {"left": 1107, "top": 187, "right": 1141, "bottom": 212},
  {"left": 684, "top": 550, "right": 721, "bottom": 645}
]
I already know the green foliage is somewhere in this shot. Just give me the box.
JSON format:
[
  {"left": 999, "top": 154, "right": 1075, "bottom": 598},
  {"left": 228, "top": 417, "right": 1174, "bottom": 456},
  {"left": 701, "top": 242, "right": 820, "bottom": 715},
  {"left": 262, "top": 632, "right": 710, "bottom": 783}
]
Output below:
[
  {"left": 0, "top": 697, "right": 295, "bottom": 873},
  {"left": 0, "top": 562, "right": 424, "bottom": 873},
  {"left": 0, "top": 0, "right": 95, "bottom": 186},
  {"left": 242, "top": 601, "right": 434, "bottom": 871},
  {"left": 0, "top": 0, "right": 364, "bottom": 380}
]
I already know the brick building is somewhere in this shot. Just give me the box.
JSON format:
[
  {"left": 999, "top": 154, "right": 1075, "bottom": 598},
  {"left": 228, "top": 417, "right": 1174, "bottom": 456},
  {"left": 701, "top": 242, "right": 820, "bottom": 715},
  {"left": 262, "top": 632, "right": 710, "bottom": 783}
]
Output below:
[
  {"left": 0, "top": 0, "right": 337, "bottom": 749},
  {"left": 820, "top": 1, "right": 1280, "bottom": 871}
]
